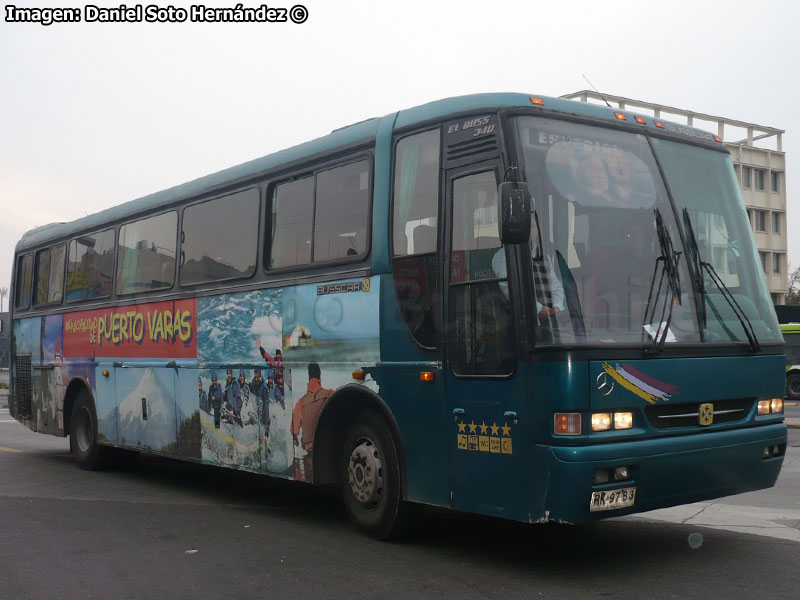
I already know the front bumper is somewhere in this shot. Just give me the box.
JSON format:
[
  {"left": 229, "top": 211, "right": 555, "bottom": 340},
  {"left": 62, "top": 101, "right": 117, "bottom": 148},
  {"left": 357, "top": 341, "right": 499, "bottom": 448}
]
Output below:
[{"left": 537, "top": 423, "right": 787, "bottom": 523}]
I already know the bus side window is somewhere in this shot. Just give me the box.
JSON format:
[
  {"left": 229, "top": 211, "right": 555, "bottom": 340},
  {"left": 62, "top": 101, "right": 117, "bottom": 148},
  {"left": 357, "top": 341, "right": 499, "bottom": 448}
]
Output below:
[
  {"left": 116, "top": 212, "right": 177, "bottom": 295},
  {"left": 313, "top": 160, "right": 371, "bottom": 262},
  {"left": 14, "top": 254, "right": 33, "bottom": 310},
  {"left": 34, "top": 245, "right": 65, "bottom": 306},
  {"left": 269, "top": 177, "right": 314, "bottom": 270},
  {"left": 391, "top": 129, "right": 441, "bottom": 350},
  {"left": 181, "top": 189, "right": 259, "bottom": 285},
  {"left": 66, "top": 229, "right": 115, "bottom": 301}
]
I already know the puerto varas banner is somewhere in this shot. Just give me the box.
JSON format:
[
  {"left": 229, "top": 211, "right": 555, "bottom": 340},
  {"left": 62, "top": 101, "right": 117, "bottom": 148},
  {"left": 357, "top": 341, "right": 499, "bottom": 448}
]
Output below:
[{"left": 63, "top": 298, "right": 197, "bottom": 358}]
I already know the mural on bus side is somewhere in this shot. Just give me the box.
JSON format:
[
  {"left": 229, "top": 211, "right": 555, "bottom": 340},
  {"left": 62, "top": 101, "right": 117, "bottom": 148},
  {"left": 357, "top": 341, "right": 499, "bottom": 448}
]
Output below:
[
  {"left": 22, "top": 277, "right": 380, "bottom": 482},
  {"left": 60, "top": 299, "right": 198, "bottom": 453},
  {"left": 14, "top": 314, "right": 94, "bottom": 436},
  {"left": 196, "top": 288, "right": 288, "bottom": 473},
  {"left": 195, "top": 278, "right": 381, "bottom": 481}
]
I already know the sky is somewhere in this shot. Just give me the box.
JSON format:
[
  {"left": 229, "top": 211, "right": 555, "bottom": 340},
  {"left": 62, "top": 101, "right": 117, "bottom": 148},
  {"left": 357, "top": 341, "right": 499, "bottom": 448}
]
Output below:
[{"left": 1, "top": 0, "right": 799, "bottom": 307}]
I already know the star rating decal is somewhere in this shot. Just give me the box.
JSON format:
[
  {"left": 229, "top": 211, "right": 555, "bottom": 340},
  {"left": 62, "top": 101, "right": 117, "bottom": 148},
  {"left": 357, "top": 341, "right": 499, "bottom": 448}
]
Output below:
[{"left": 455, "top": 417, "right": 514, "bottom": 455}]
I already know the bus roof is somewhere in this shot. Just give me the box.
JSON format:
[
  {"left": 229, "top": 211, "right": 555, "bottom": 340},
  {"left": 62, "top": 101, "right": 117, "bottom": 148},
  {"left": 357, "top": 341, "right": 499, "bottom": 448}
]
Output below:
[{"left": 16, "top": 92, "right": 723, "bottom": 252}]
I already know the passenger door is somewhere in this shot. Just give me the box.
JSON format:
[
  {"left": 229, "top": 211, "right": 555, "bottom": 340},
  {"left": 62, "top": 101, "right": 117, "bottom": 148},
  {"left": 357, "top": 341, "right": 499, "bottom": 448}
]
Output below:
[{"left": 444, "top": 162, "right": 530, "bottom": 519}]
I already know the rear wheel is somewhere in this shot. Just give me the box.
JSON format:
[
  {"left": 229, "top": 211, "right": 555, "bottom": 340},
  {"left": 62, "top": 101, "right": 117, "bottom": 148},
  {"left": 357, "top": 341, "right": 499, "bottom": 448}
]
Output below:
[
  {"left": 787, "top": 372, "right": 800, "bottom": 400},
  {"left": 70, "top": 390, "right": 108, "bottom": 470},
  {"left": 341, "top": 410, "right": 411, "bottom": 540}
]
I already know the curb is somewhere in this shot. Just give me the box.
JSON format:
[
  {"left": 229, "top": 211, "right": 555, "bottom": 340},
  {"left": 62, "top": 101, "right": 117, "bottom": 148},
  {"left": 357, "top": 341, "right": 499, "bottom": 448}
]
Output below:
[{"left": 786, "top": 418, "right": 800, "bottom": 430}]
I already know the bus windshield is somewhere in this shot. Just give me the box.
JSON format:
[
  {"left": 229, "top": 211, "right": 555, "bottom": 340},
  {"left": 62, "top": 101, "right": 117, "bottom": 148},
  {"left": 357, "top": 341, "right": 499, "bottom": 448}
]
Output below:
[{"left": 514, "top": 116, "right": 781, "bottom": 346}]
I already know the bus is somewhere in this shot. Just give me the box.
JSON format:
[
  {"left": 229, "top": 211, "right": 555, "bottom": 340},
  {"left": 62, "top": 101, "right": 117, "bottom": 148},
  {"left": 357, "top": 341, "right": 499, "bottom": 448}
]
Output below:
[
  {"left": 781, "top": 324, "right": 800, "bottom": 399},
  {"left": 9, "top": 93, "right": 787, "bottom": 539}
]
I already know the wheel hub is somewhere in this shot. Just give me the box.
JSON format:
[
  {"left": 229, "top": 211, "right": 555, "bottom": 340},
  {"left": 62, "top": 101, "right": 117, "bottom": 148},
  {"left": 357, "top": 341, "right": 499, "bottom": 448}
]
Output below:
[{"left": 347, "top": 439, "right": 384, "bottom": 508}]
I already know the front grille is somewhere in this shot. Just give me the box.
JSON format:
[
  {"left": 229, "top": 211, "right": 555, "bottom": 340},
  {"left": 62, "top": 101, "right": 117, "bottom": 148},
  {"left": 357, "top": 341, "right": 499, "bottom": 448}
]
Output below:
[
  {"left": 13, "top": 355, "right": 32, "bottom": 419},
  {"left": 645, "top": 398, "right": 754, "bottom": 429}
]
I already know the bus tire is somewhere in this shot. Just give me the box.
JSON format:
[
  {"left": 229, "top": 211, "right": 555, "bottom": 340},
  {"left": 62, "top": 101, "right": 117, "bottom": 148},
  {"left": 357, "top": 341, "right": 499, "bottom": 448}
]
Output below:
[
  {"left": 341, "top": 410, "right": 411, "bottom": 540},
  {"left": 70, "top": 390, "right": 108, "bottom": 470},
  {"left": 787, "top": 372, "right": 800, "bottom": 400}
]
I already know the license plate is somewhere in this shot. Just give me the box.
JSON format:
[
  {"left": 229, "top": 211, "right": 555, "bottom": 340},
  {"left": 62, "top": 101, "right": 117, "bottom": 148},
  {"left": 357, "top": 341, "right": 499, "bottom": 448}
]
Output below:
[{"left": 589, "top": 487, "right": 636, "bottom": 512}]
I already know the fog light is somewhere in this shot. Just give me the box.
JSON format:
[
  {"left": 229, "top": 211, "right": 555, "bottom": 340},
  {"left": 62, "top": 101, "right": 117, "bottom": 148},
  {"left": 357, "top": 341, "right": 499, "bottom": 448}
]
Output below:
[
  {"left": 614, "top": 466, "right": 630, "bottom": 481},
  {"left": 591, "top": 413, "right": 612, "bottom": 432},
  {"left": 614, "top": 412, "right": 633, "bottom": 430},
  {"left": 763, "top": 446, "right": 772, "bottom": 459},
  {"left": 594, "top": 469, "right": 610, "bottom": 484},
  {"left": 758, "top": 400, "right": 771, "bottom": 415},
  {"left": 554, "top": 413, "right": 582, "bottom": 435},
  {"left": 770, "top": 398, "right": 783, "bottom": 414}
]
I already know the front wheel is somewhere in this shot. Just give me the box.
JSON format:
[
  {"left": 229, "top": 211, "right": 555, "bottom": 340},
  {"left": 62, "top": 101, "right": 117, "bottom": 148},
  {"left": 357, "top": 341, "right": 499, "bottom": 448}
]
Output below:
[
  {"left": 787, "top": 372, "right": 800, "bottom": 400},
  {"left": 341, "top": 410, "right": 411, "bottom": 540},
  {"left": 70, "top": 390, "right": 108, "bottom": 470}
]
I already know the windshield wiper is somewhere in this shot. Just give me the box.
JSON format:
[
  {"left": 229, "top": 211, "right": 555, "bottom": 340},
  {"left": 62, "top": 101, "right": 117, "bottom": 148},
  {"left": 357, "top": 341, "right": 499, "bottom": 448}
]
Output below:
[
  {"left": 681, "top": 208, "right": 760, "bottom": 352},
  {"left": 643, "top": 208, "right": 682, "bottom": 354}
]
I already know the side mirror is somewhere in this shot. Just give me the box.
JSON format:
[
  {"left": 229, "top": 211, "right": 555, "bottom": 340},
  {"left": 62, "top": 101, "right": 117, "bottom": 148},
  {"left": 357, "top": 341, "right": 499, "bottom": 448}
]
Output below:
[{"left": 498, "top": 181, "right": 531, "bottom": 244}]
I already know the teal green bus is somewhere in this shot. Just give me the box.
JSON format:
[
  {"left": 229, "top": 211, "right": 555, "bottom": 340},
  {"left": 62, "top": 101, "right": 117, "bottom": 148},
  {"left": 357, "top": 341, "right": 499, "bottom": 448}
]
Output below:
[
  {"left": 781, "top": 324, "right": 800, "bottom": 399},
  {"left": 9, "top": 93, "right": 787, "bottom": 538}
]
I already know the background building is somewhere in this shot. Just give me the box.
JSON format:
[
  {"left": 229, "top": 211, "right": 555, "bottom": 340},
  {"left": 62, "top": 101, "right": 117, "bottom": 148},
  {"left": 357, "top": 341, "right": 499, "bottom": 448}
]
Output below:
[{"left": 563, "top": 91, "right": 788, "bottom": 304}]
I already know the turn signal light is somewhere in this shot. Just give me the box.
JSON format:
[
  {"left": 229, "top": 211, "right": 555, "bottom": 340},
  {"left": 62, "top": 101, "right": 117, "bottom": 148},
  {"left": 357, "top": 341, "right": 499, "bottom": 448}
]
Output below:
[
  {"left": 554, "top": 412, "right": 581, "bottom": 435},
  {"left": 352, "top": 370, "right": 366, "bottom": 381},
  {"left": 419, "top": 371, "right": 435, "bottom": 382}
]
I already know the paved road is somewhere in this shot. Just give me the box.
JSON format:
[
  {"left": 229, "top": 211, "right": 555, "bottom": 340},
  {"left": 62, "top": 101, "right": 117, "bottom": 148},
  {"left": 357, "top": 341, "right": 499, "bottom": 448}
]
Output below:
[{"left": 1, "top": 414, "right": 798, "bottom": 600}]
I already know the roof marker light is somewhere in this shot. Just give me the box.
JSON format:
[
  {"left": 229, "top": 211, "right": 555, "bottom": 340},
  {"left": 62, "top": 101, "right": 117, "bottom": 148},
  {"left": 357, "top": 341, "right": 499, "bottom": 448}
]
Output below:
[
  {"left": 654, "top": 120, "right": 665, "bottom": 129},
  {"left": 614, "top": 112, "right": 627, "bottom": 121},
  {"left": 529, "top": 97, "right": 545, "bottom": 106},
  {"left": 634, "top": 116, "right": 647, "bottom": 125},
  {"left": 714, "top": 135, "right": 723, "bottom": 143}
]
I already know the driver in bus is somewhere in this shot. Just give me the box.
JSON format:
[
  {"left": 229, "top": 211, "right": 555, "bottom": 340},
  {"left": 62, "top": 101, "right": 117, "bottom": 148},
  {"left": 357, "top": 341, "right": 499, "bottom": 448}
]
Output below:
[{"left": 492, "top": 211, "right": 564, "bottom": 325}]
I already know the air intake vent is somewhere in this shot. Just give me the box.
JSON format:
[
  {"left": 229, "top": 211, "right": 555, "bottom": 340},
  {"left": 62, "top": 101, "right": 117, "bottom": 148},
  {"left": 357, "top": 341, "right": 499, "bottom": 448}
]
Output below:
[
  {"left": 444, "top": 113, "right": 500, "bottom": 164},
  {"left": 446, "top": 137, "right": 499, "bottom": 161},
  {"left": 13, "top": 355, "right": 32, "bottom": 419}
]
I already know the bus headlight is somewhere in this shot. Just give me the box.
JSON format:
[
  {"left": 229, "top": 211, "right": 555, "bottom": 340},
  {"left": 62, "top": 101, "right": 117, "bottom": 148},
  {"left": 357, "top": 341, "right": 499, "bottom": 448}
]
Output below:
[
  {"left": 614, "top": 412, "right": 633, "bottom": 430},
  {"left": 591, "top": 413, "right": 612, "bottom": 432},
  {"left": 591, "top": 411, "right": 633, "bottom": 431},
  {"left": 758, "top": 398, "right": 783, "bottom": 415}
]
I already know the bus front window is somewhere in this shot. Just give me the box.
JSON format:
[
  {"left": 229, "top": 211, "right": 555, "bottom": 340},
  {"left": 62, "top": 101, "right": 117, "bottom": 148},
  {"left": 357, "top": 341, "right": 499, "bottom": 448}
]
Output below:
[
  {"left": 515, "top": 116, "right": 702, "bottom": 346},
  {"left": 650, "top": 139, "right": 782, "bottom": 344}
]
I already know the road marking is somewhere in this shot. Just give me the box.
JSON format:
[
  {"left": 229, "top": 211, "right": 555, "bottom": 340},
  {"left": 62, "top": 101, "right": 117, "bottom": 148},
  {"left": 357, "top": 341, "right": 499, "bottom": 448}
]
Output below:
[
  {"left": 627, "top": 502, "right": 800, "bottom": 543},
  {"left": 0, "top": 446, "right": 23, "bottom": 453}
]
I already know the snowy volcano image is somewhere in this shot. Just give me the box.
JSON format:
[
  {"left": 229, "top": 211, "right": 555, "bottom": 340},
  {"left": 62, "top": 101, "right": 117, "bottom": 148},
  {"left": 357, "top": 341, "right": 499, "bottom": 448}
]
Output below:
[{"left": 116, "top": 367, "right": 177, "bottom": 452}]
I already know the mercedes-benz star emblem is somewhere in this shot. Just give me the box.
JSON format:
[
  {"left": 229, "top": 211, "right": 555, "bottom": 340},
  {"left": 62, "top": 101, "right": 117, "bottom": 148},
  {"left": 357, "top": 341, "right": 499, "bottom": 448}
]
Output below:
[{"left": 596, "top": 372, "right": 615, "bottom": 396}]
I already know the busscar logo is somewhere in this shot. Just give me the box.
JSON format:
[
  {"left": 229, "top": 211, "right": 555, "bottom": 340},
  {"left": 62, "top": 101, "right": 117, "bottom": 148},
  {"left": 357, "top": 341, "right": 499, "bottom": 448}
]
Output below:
[{"left": 317, "top": 280, "right": 371, "bottom": 296}]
